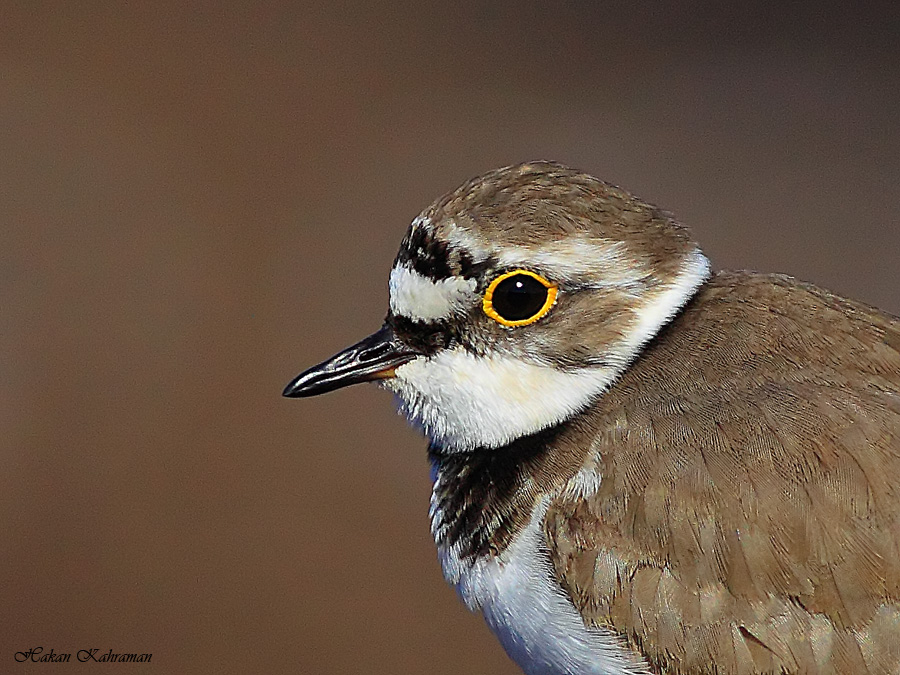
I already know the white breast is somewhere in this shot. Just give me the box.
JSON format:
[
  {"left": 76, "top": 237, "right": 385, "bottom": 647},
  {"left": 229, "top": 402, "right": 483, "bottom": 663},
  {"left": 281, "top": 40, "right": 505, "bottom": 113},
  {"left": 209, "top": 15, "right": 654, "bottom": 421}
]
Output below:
[{"left": 434, "top": 494, "right": 651, "bottom": 675}]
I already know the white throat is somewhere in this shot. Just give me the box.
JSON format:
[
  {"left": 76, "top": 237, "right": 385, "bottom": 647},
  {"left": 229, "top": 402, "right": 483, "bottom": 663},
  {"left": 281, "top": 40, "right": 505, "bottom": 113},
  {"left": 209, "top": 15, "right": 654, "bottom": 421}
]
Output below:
[
  {"left": 385, "top": 349, "right": 617, "bottom": 450},
  {"left": 385, "top": 249, "right": 710, "bottom": 452}
]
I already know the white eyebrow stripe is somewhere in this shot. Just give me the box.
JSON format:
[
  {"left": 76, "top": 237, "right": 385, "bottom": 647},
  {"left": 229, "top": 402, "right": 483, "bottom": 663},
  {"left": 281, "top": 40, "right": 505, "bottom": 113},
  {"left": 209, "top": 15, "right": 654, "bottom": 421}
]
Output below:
[
  {"left": 441, "top": 221, "right": 650, "bottom": 287},
  {"left": 389, "top": 264, "right": 478, "bottom": 322},
  {"left": 495, "top": 239, "right": 649, "bottom": 287}
]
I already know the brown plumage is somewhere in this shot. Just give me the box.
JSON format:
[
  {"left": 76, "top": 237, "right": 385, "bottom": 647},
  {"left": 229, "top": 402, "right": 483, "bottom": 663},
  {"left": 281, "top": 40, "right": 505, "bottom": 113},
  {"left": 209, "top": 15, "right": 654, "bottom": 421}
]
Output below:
[{"left": 546, "top": 272, "right": 900, "bottom": 674}]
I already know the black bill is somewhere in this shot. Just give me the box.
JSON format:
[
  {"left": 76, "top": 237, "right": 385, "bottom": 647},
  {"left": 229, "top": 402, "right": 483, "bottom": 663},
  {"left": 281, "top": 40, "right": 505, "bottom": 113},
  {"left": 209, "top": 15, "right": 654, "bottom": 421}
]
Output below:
[{"left": 283, "top": 324, "right": 420, "bottom": 398}]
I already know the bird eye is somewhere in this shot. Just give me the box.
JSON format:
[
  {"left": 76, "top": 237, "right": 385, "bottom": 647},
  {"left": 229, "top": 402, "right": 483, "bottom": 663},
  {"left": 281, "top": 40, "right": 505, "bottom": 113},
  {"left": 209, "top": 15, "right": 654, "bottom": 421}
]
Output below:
[{"left": 482, "top": 270, "right": 558, "bottom": 327}]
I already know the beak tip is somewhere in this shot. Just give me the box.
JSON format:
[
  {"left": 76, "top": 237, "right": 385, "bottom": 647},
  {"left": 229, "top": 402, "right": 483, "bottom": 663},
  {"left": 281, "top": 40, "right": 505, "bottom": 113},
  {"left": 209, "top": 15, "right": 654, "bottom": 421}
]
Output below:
[
  {"left": 282, "top": 377, "right": 310, "bottom": 398},
  {"left": 282, "top": 324, "right": 419, "bottom": 400}
]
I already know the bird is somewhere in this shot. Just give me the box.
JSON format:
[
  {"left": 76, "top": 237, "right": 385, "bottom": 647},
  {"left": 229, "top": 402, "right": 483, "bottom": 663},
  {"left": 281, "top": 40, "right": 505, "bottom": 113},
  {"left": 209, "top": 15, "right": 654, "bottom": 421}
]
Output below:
[{"left": 283, "top": 161, "right": 900, "bottom": 674}]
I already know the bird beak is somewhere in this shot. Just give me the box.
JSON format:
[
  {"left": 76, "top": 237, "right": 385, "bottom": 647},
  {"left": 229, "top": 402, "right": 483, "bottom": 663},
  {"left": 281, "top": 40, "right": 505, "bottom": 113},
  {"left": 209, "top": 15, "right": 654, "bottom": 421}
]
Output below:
[{"left": 282, "top": 324, "right": 421, "bottom": 398}]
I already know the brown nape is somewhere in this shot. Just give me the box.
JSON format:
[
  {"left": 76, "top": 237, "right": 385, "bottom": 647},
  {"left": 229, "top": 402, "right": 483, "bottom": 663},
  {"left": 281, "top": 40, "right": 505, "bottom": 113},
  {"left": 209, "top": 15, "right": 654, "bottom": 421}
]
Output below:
[{"left": 546, "top": 271, "right": 900, "bottom": 674}]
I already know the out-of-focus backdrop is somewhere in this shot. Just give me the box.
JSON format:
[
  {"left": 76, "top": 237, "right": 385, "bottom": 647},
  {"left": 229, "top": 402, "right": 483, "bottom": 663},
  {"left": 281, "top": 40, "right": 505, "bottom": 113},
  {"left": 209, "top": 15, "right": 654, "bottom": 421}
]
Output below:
[{"left": 2, "top": 2, "right": 898, "bottom": 673}]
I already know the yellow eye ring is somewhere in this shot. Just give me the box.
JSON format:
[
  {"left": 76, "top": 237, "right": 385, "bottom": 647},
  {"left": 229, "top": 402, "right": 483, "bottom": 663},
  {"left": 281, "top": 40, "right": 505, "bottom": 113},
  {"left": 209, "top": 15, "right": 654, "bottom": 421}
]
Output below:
[{"left": 482, "top": 269, "right": 558, "bottom": 327}]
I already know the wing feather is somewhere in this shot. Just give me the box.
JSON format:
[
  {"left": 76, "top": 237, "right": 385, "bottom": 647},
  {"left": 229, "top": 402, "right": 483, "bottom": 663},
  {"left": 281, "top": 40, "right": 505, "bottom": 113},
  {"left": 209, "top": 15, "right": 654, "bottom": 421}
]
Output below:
[{"left": 546, "top": 273, "right": 900, "bottom": 674}]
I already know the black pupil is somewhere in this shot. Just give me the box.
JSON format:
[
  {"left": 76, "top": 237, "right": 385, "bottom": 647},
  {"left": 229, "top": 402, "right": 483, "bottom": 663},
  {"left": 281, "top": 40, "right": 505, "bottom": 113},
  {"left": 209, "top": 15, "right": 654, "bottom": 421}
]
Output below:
[{"left": 491, "top": 274, "right": 549, "bottom": 321}]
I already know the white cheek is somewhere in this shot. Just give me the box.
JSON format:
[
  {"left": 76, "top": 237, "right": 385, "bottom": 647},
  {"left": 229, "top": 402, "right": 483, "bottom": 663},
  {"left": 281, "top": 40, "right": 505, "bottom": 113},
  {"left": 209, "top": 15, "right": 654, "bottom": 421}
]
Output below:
[{"left": 383, "top": 348, "right": 616, "bottom": 451}]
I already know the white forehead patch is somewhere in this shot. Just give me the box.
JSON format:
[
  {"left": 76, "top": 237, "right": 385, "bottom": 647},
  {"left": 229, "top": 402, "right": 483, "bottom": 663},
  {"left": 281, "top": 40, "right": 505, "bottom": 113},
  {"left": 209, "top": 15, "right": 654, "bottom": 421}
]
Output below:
[{"left": 389, "top": 264, "right": 478, "bottom": 322}]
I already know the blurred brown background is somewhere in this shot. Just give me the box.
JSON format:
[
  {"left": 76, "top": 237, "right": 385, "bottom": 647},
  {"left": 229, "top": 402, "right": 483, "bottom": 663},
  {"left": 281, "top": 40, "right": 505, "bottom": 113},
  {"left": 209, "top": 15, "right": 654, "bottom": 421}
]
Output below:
[{"left": 1, "top": 2, "right": 898, "bottom": 673}]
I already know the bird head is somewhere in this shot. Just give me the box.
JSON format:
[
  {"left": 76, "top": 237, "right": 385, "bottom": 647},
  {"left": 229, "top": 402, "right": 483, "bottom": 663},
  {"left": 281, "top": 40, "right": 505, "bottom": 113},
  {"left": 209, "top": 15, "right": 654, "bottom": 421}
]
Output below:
[{"left": 284, "top": 162, "right": 709, "bottom": 451}]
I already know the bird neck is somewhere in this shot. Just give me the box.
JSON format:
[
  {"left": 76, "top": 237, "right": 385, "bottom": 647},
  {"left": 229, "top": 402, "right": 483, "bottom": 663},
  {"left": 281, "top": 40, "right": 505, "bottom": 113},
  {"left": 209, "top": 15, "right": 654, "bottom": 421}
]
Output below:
[{"left": 428, "top": 417, "right": 592, "bottom": 580}]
